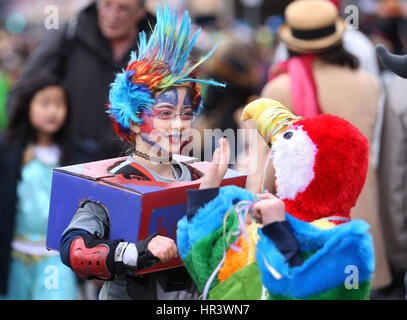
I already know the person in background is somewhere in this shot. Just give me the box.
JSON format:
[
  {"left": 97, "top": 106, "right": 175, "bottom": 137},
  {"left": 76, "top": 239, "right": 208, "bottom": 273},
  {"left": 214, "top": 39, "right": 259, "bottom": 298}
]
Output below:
[
  {"left": 272, "top": 0, "right": 383, "bottom": 170},
  {"left": 193, "top": 30, "right": 265, "bottom": 164},
  {"left": 7, "top": 0, "right": 155, "bottom": 160},
  {"left": 375, "top": 44, "right": 407, "bottom": 300},
  {"left": 370, "top": 0, "right": 406, "bottom": 56},
  {"left": 258, "top": 0, "right": 392, "bottom": 292},
  {"left": 0, "top": 73, "right": 97, "bottom": 299},
  {"left": 273, "top": 0, "right": 381, "bottom": 77}
]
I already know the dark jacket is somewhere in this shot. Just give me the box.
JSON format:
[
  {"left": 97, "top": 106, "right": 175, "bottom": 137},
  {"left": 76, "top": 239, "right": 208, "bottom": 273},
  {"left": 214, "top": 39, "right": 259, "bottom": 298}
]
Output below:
[
  {"left": 7, "top": 3, "right": 156, "bottom": 160},
  {"left": 0, "top": 133, "right": 98, "bottom": 295}
]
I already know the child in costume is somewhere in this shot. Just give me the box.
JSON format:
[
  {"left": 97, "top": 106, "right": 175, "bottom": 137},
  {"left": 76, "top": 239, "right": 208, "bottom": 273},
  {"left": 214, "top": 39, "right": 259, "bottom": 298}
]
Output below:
[
  {"left": 59, "top": 4, "right": 227, "bottom": 300},
  {"left": 0, "top": 73, "right": 94, "bottom": 299},
  {"left": 177, "top": 98, "right": 375, "bottom": 300}
]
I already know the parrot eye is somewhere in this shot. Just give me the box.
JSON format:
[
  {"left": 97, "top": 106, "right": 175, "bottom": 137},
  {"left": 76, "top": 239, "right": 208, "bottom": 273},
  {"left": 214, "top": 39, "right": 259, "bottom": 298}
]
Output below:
[{"left": 283, "top": 131, "right": 294, "bottom": 140}]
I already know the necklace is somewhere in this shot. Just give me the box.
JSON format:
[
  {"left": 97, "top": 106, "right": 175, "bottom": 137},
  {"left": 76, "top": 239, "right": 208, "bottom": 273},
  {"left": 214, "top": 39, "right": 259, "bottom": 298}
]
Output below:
[{"left": 133, "top": 150, "right": 172, "bottom": 164}]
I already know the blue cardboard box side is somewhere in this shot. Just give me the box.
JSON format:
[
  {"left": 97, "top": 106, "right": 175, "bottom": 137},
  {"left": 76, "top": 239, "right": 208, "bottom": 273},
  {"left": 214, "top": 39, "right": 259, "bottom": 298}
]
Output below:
[{"left": 46, "top": 170, "right": 143, "bottom": 250}]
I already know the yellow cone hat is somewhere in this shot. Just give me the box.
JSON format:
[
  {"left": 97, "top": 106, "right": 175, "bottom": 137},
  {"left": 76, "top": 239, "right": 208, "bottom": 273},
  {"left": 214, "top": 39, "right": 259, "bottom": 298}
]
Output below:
[{"left": 241, "top": 98, "right": 303, "bottom": 145}]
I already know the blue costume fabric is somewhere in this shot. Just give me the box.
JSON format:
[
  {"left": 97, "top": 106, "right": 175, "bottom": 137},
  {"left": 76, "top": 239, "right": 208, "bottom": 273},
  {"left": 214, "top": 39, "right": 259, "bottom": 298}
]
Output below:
[
  {"left": 176, "top": 185, "right": 374, "bottom": 300},
  {"left": 2, "top": 158, "right": 77, "bottom": 300}
]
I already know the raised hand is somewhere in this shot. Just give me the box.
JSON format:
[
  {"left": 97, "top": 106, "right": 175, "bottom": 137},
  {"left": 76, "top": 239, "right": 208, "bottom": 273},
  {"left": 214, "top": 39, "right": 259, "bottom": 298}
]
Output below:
[{"left": 200, "top": 137, "right": 230, "bottom": 189}]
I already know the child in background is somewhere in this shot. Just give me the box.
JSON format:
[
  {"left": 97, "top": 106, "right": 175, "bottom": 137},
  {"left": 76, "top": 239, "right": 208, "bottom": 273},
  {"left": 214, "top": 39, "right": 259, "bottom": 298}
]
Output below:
[{"left": 0, "top": 73, "right": 97, "bottom": 299}]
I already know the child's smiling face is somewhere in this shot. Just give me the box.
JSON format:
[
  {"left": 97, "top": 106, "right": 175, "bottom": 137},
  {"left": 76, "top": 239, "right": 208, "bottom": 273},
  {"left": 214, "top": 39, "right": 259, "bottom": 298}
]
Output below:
[{"left": 131, "top": 86, "right": 195, "bottom": 156}]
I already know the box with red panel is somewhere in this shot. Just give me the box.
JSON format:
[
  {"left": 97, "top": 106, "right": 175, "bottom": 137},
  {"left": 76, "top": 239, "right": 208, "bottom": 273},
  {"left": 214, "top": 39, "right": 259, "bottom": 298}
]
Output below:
[{"left": 46, "top": 155, "right": 246, "bottom": 273}]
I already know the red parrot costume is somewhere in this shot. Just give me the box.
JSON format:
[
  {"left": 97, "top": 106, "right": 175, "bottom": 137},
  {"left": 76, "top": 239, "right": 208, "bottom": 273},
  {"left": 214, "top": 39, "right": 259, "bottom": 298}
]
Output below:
[{"left": 177, "top": 98, "right": 374, "bottom": 300}]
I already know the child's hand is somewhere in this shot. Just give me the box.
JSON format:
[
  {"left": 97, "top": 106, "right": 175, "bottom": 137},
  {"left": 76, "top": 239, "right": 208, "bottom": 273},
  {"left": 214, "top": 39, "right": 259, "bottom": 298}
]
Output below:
[
  {"left": 252, "top": 193, "right": 286, "bottom": 225},
  {"left": 200, "top": 137, "right": 230, "bottom": 189},
  {"left": 147, "top": 235, "right": 178, "bottom": 264}
]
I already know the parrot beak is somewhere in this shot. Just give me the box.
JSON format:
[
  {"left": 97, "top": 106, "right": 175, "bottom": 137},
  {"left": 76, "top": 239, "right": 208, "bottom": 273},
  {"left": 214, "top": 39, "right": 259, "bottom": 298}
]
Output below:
[
  {"left": 241, "top": 98, "right": 302, "bottom": 145},
  {"left": 241, "top": 98, "right": 280, "bottom": 122}
]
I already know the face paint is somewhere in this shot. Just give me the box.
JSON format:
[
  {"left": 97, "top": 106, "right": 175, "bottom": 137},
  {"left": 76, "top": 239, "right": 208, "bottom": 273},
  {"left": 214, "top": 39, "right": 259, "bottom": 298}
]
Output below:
[
  {"left": 155, "top": 88, "right": 178, "bottom": 106},
  {"left": 136, "top": 87, "right": 192, "bottom": 156},
  {"left": 140, "top": 88, "right": 179, "bottom": 134},
  {"left": 178, "top": 92, "right": 193, "bottom": 153},
  {"left": 139, "top": 111, "right": 164, "bottom": 152},
  {"left": 180, "top": 135, "right": 193, "bottom": 153},
  {"left": 183, "top": 90, "right": 192, "bottom": 108},
  {"left": 139, "top": 118, "right": 153, "bottom": 134},
  {"left": 141, "top": 132, "right": 167, "bottom": 153},
  {"left": 139, "top": 109, "right": 168, "bottom": 153}
]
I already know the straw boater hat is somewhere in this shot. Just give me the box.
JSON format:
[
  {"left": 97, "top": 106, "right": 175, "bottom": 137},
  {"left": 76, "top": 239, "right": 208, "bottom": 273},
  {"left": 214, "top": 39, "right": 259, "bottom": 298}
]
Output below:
[{"left": 279, "top": 0, "right": 346, "bottom": 53}]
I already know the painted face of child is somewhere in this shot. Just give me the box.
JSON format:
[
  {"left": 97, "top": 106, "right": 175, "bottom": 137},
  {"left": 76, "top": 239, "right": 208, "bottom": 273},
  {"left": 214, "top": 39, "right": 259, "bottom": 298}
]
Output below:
[
  {"left": 29, "top": 86, "right": 67, "bottom": 140},
  {"left": 137, "top": 86, "right": 194, "bottom": 155}
]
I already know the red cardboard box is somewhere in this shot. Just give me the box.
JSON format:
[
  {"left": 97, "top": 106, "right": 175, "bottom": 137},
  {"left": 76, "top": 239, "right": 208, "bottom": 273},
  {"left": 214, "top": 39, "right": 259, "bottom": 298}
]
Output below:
[{"left": 46, "top": 156, "right": 246, "bottom": 273}]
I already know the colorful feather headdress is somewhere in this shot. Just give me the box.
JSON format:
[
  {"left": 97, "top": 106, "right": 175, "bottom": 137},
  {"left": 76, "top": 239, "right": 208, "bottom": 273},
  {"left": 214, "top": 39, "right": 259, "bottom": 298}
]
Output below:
[{"left": 108, "top": 3, "right": 225, "bottom": 142}]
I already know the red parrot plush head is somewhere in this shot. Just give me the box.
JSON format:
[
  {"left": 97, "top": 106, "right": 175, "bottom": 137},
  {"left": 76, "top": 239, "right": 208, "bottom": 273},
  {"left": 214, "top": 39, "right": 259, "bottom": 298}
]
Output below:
[
  {"left": 241, "top": 98, "right": 369, "bottom": 224},
  {"left": 272, "top": 114, "right": 369, "bottom": 223}
]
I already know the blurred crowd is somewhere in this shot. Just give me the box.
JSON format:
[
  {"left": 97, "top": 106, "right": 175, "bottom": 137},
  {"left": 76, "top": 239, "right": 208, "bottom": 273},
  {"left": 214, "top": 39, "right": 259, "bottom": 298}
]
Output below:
[{"left": 0, "top": 0, "right": 406, "bottom": 300}]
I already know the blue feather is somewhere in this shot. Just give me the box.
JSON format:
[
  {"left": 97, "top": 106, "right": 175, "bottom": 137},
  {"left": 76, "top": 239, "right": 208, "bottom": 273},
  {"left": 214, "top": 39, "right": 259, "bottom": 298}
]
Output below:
[{"left": 108, "top": 2, "right": 225, "bottom": 131}]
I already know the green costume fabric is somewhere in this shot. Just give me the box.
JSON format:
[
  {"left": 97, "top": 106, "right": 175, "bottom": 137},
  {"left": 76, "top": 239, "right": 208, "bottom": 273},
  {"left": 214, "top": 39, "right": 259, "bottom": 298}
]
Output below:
[
  {"left": 181, "top": 210, "right": 239, "bottom": 293},
  {"left": 0, "top": 72, "right": 10, "bottom": 130},
  {"left": 208, "top": 262, "right": 263, "bottom": 300}
]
